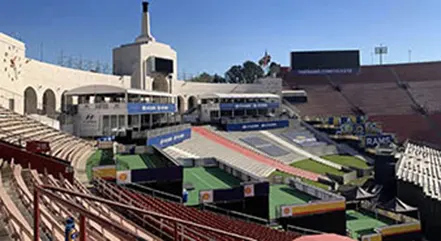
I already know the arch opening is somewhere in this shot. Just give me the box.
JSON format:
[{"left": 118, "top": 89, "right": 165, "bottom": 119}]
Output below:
[
  {"left": 42, "top": 89, "right": 56, "bottom": 116},
  {"left": 24, "top": 87, "right": 38, "bottom": 115},
  {"left": 188, "top": 96, "right": 198, "bottom": 111},
  {"left": 152, "top": 75, "right": 169, "bottom": 92},
  {"left": 177, "top": 96, "right": 185, "bottom": 114}
]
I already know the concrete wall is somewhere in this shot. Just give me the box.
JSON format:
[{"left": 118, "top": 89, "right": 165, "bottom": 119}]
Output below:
[
  {"left": 0, "top": 32, "right": 131, "bottom": 114},
  {"left": 141, "top": 41, "right": 177, "bottom": 93},
  {"left": 0, "top": 32, "right": 282, "bottom": 117},
  {"left": 113, "top": 43, "right": 141, "bottom": 87}
]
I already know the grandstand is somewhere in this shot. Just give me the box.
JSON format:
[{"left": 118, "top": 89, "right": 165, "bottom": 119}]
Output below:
[
  {"left": 3, "top": 0, "right": 441, "bottom": 239},
  {"left": 94, "top": 178, "right": 303, "bottom": 241},
  {"left": 396, "top": 140, "right": 441, "bottom": 240},
  {"left": 282, "top": 61, "right": 441, "bottom": 145},
  {"left": 0, "top": 106, "right": 96, "bottom": 183}
]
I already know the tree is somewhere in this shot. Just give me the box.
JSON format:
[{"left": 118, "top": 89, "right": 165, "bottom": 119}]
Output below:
[
  {"left": 225, "top": 65, "right": 243, "bottom": 83},
  {"left": 225, "top": 61, "right": 264, "bottom": 84},
  {"left": 242, "top": 61, "right": 264, "bottom": 83},
  {"left": 267, "top": 62, "right": 281, "bottom": 77},
  {"left": 188, "top": 72, "right": 214, "bottom": 83},
  {"left": 212, "top": 74, "right": 226, "bottom": 83}
]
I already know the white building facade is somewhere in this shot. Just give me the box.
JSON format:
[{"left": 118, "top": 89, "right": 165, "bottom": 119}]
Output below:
[{"left": 0, "top": 1, "right": 282, "bottom": 119}]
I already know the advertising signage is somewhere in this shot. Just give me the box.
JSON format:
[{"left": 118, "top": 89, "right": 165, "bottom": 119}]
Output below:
[
  {"left": 220, "top": 102, "right": 279, "bottom": 110},
  {"left": 225, "top": 120, "right": 289, "bottom": 132},
  {"left": 291, "top": 50, "right": 360, "bottom": 75},
  {"left": 127, "top": 103, "right": 176, "bottom": 114}
]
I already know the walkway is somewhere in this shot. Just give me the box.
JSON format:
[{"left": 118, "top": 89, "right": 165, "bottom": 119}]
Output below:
[{"left": 192, "top": 127, "right": 321, "bottom": 181}]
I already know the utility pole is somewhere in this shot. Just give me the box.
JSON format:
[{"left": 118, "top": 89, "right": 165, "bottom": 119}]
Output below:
[
  {"left": 40, "top": 43, "right": 44, "bottom": 62},
  {"left": 374, "top": 45, "right": 388, "bottom": 65},
  {"left": 408, "top": 49, "right": 412, "bottom": 62}
]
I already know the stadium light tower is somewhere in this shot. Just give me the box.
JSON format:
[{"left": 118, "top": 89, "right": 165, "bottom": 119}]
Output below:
[{"left": 374, "top": 45, "right": 388, "bottom": 65}]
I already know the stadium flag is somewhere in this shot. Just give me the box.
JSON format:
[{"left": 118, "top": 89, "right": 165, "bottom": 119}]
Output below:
[
  {"left": 199, "top": 190, "right": 213, "bottom": 203},
  {"left": 116, "top": 170, "right": 131, "bottom": 184},
  {"left": 258, "top": 50, "right": 271, "bottom": 67},
  {"left": 243, "top": 184, "right": 255, "bottom": 197}
]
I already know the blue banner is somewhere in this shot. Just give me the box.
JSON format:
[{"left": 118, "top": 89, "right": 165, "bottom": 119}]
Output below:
[
  {"left": 225, "top": 120, "right": 289, "bottom": 131},
  {"left": 220, "top": 102, "right": 279, "bottom": 110},
  {"left": 127, "top": 103, "right": 176, "bottom": 114},
  {"left": 147, "top": 128, "right": 191, "bottom": 148},
  {"left": 364, "top": 134, "right": 395, "bottom": 148}
]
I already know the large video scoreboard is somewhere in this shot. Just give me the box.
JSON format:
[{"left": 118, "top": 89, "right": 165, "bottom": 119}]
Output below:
[{"left": 291, "top": 50, "right": 360, "bottom": 75}]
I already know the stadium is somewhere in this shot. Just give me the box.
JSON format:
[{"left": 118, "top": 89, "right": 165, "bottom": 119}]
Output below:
[{"left": 0, "top": 1, "right": 438, "bottom": 241}]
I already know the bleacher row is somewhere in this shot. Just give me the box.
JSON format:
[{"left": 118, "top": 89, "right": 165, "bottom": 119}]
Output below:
[
  {"left": 0, "top": 160, "right": 155, "bottom": 241},
  {"left": 0, "top": 106, "right": 96, "bottom": 182},
  {"left": 164, "top": 131, "right": 277, "bottom": 177},
  {"left": 283, "top": 62, "right": 441, "bottom": 144},
  {"left": 396, "top": 142, "right": 441, "bottom": 201},
  {"left": 203, "top": 125, "right": 305, "bottom": 164},
  {"left": 94, "top": 178, "right": 302, "bottom": 241}
]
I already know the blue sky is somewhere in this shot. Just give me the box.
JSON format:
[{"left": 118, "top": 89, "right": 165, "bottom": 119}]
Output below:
[{"left": 1, "top": 0, "right": 441, "bottom": 77}]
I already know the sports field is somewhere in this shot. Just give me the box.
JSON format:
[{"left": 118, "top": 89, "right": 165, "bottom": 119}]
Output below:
[
  {"left": 291, "top": 159, "right": 345, "bottom": 176},
  {"left": 183, "top": 167, "right": 241, "bottom": 206},
  {"left": 269, "top": 184, "right": 316, "bottom": 219},
  {"left": 346, "top": 210, "right": 394, "bottom": 239},
  {"left": 322, "top": 155, "right": 370, "bottom": 169},
  {"left": 115, "top": 154, "right": 147, "bottom": 170}
]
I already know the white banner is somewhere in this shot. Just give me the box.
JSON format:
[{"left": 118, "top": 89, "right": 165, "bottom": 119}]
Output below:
[
  {"left": 116, "top": 170, "right": 131, "bottom": 184},
  {"left": 281, "top": 205, "right": 293, "bottom": 217},
  {"left": 244, "top": 184, "right": 255, "bottom": 197},
  {"left": 199, "top": 190, "right": 213, "bottom": 203}
]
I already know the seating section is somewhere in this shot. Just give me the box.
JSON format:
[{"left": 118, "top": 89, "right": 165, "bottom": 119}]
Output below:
[
  {"left": 241, "top": 136, "right": 289, "bottom": 157},
  {"left": 0, "top": 106, "right": 96, "bottom": 182},
  {"left": 0, "top": 160, "right": 33, "bottom": 241},
  {"left": 0, "top": 160, "right": 156, "bottom": 241},
  {"left": 282, "top": 62, "right": 441, "bottom": 145},
  {"left": 393, "top": 61, "right": 441, "bottom": 82},
  {"left": 288, "top": 85, "right": 354, "bottom": 117},
  {"left": 397, "top": 142, "right": 441, "bottom": 201},
  {"left": 369, "top": 115, "right": 441, "bottom": 144},
  {"left": 193, "top": 126, "right": 321, "bottom": 181},
  {"left": 408, "top": 81, "right": 441, "bottom": 113},
  {"left": 95, "top": 179, "right": 302, "bottom": 241},
  {"left": 339, "top": 83, "right": 414, "bottom": 115},
  {"left": 204, "top": 125, "right": 305, "bottom": 164},
  {"left": 164, "top": 130, "right": 277, "bottom": 177}
]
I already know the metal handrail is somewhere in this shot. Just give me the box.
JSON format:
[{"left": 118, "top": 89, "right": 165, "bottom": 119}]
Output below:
[{"left": 44, "top": 180, "right": 257, "bottom": 241}]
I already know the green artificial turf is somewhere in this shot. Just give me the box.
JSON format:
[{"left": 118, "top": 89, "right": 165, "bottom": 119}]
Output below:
[
  {"left": 322, "top": 155, "right": 370, "bottom": 169},
  {"left": 268, "top": 171, "right": 330, "bottom": 190},
  {"left": 115, "top": 154, "right": 147, "bottom": 170},
  {"left": 183, "top": 167, "right": 241, "bottom": 206},
  {"left": 269, "top": 184, "right": 316, "bottom": 219},
  {"left": 291, "top": 159, "right": 345, "bottom": 176},
  {"left": 86, "top": 150, "right": 103, "bottom": 181},
  {"left": 346, "top": 210, "right": 394, "bottom": 239}
]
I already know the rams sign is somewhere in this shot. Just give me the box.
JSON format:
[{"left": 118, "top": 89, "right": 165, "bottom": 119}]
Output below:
[{"left": 363, "top": 134, "right": 395, "bottom": 148}]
